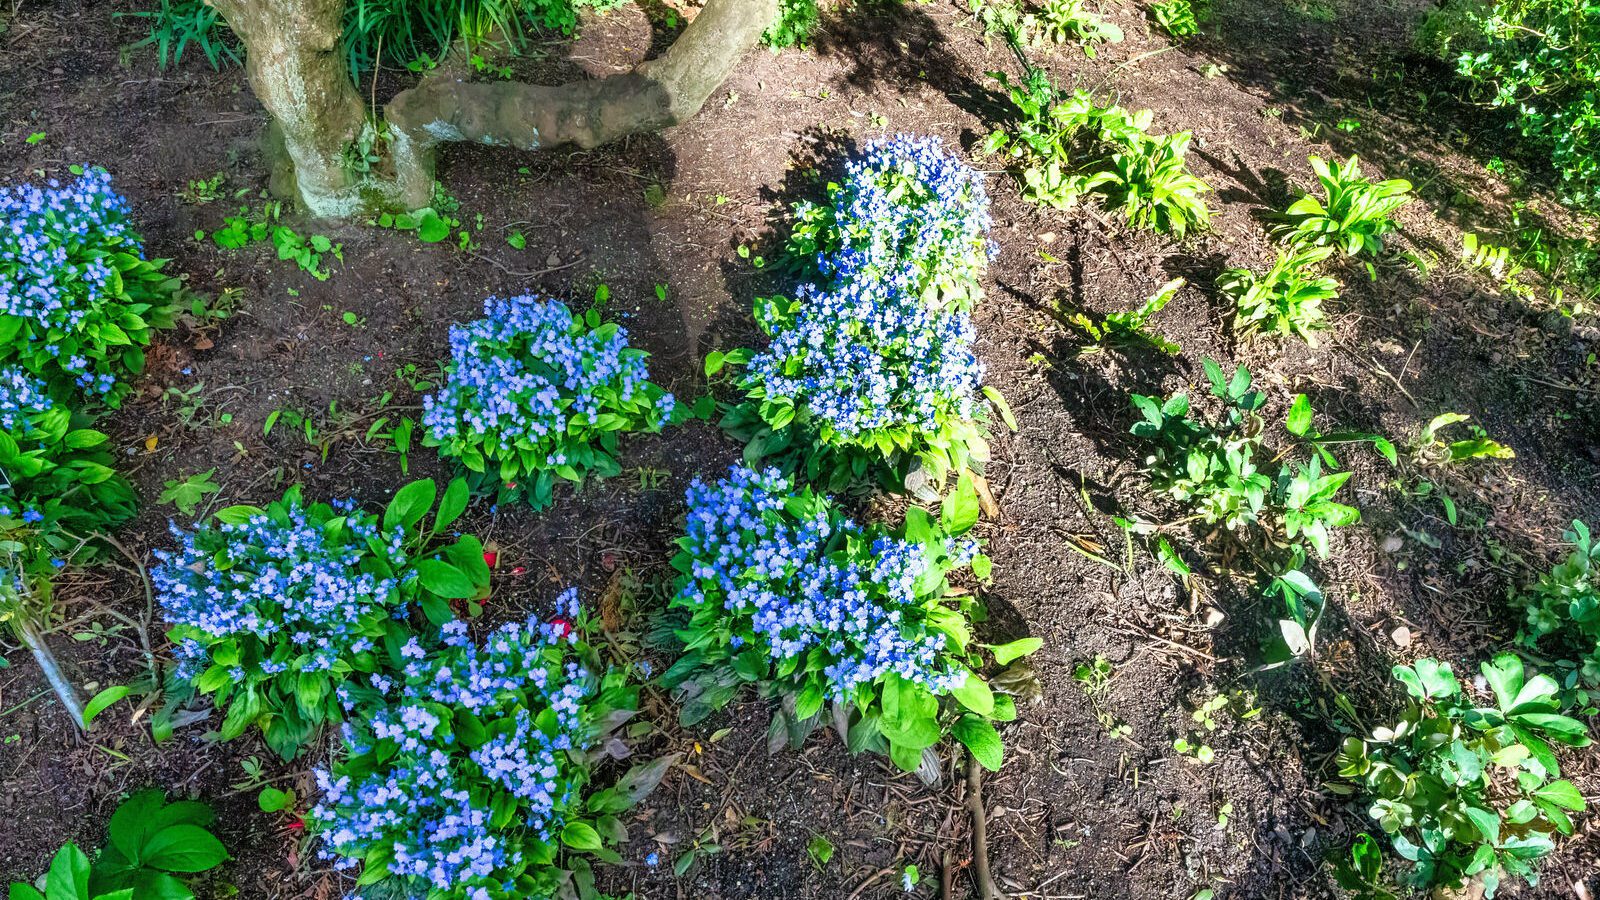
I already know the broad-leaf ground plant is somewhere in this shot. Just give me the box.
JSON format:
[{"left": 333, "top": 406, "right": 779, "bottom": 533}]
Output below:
[
  {"left": 1149, "top": 0, "right": 1202, "bottom": 37},
  {"left": 1515, "top": 519, "right": 1600, "bottom": 686},
  {"left": 1221, "top": 244, "right": 1340, "bottom": 345},
  {"left": 1127, "top": 362, "right": 1393, "bottom": 660},
  {"left": 153, "top": 478, "right": 492, "bottom": 758},
  {"left": 982, "top": 69, "right": 1212, "bottom": 236},
  {"left": 8, "top": 789, "right": 228, "bottom": 900},
  {"left": 1334, "top": 655, "right": 1590, "bottom": 896},
  {"left": 1068, "top": 276, "right": 1184, "bottom": 355},
  {"left": 0, "top": 166, "right": 178, "bottom": 405},
  {"left": 0, "top": 365, "right": 138, "bottom": 533},
  {"left": 423, "top": 294, "right": 678, "bottom": 511},
  {"left": 1277, "top": 155, "right": 1413, "bottom": 257},
  {"left": 312, "top": 591, "right": 668, "bottom": 899},
  {"left": 662, "top": 465, "right": 1036, "bottom": 781}
]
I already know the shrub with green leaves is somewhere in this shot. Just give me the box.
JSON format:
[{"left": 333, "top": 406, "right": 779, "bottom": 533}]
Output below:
[
  {"left": 1334, "top": 655, "right": 1591, "bottom": 895},
  {"left": 1516, "top": 520, "right": 1600, "bottom": 686},
  {"left": 153, "top": 478, "right": 492, "bottom": 758},
  {"left": 1, "top": 367, "right": 138, "bottom": 534},
  {"left": 1277, "top": 155, "right": 1413, "bottom": 257},
  {"left": 311, "top": 597, "right": 665, "bottom": 899},
  {"left": 663, "top": 466, "right": 1037, "bottom": 780},
  {"left": 1221, "top": 243, "right": 1339, "bottom": 345},
  {"left": 1128, "top": 362, "right": 1392, "bottom": 659},
  {"left": 1420, "top": 0, "right": 1600, "bottom": 210},
  {"left": 422, "top": 294, "right": 678, "bottom": 510},
  {"left": 763, "top": 0, "right": 821, "bottom": 47},
  {"left": 1, "top": 166, "right": 178, "bottom": 406},
  {"left": 8, "top": 789, "right": 228, "bottom": 900}
]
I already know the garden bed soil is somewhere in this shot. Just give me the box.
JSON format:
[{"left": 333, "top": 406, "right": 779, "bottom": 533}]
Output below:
[{"left": 2, "top": 0, "right": 1598, "bottom": 898}]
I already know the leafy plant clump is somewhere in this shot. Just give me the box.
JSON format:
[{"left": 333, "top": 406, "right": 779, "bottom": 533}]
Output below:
[
  {"left": 0, "top": 166, "right": 178, "bottom": 405},
  {"left": 312, "top": 596, "right": 666, "bottom": 899},
  {"left": 422, "top": 294, "right": 678, "bottom": 510},
  {"left": 663, "top": 465, "right": 1035, "bottom": 779},
  {"left": 1420, "top": 0, "right": 1600, "bottom": 210},
  {"left": 1221, "top": 243, "right": 1340, "bottom": 345},
  {"left": 787, "top": 133, "right": 995, "bottom": 309},
  {"left": 8, "top": 789, "right": 229, "bottom": 900},
  {"left": 0, "top": 365, "right": 138, "bottom": 533},
  {"left": 1031, "top": 0, "right": 1123, "bottom": 48},
  {"left": 1334, "top": 655, "right": 1590, "bottom": 895},
  {"left": 1515, "top": 520, "right": 1600, "bottom": 685},
  {"left": 153, "top": 478, "right": 491, "bottom": 758},
  {"left": 763, "top": 0, "right": 821, "bottom": 47},
  {"left": 1127, "top": 362, "right": 1393, "bottom": 659},
  {"left": 1069, "top": 276, "right": 1185, "bottom": 355},
  {"left": 1277, "top": 155, "right": 1413, "bottom": 257},
  {"left": 983, "top": 70, "right": 1211, "bottom": 236},
  {"left": 1149, "top": 0, "right": 1202, "bottom": 37}
]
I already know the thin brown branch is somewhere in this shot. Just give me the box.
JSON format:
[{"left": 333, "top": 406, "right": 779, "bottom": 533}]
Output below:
[{"left": 965, "top": 751, "right": 1002, "bottom": 900}]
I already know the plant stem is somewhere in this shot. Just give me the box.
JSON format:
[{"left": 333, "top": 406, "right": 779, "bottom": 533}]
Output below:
[
  {"left": 19, "top": 619, "right": 85, "bottom": 730},
  {"left": 965, "top": 751, "right": 1002, "bottom": 900}
]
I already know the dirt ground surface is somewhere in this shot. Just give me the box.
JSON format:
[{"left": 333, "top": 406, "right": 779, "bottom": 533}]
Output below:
[{"left": 2, "top": 0, "right": 1599, "bottom": 898}]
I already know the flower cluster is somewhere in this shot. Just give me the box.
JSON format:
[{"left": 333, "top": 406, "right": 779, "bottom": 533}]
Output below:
[
  {"left": 423, "top": 294, "right": 677, "bottom": 510},
  {"left": 0, "top": 166, "right": 177, "bottom": 404},
  {"left": 154, "top": 479, "right": 490, "bottom": 758},
  {"left": 744, "top": 278, "right": 983, "bottom": 442},
  {"left": 0, "top": 365, "right": 54, "bottom": 434},
  {"left": 312, "top": 594, "right": 647, "bottom": 900},
  {"left": 729, "top": 136, "right": 998, "bottom": 491},
  {"left": 791, "top": 134, "right": 995, "bottom": 308},
  {"left": 666, "top": 465, "right": 1000, "bottom": 772}
]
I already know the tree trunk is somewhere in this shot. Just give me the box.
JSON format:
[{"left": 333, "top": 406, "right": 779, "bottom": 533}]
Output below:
[{"left": 206, "top": 0, "right": 780, "bottom": 216}]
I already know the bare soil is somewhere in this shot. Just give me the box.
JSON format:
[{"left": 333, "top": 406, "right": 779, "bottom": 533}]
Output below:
[{"left": 1, "top": 0, "right": 1597, "bottom": 898}]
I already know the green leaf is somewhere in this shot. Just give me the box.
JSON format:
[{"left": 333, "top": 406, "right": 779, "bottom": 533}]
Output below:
[
  {"left": 139, "top": 825, "right": 227, "bottom": 873},
  {"left": 560, "top": 822, "right": 604, "bottom": 852},
  {"left": 417, "top": 209, "right": 450, "bottom": 243},
  {"left": 45, "top": 844, "right": 90, "bottom": 900},
  {"left": 415, "top": 559, "right": 476, "bottom": 599},
  {"left": 82, "top": 685, "right": 132, "bottom": 730},
  {"left": 257, "top": 787, "right": 293, "bottom": 813},
  {"left": 986, "top": 637, "right": 1043, "bottom": 666},
  {"left": 1286, "top": 394, "right": 1313, "bottom": 436},
  {"left": 983, "top": 385, "right": 1018, "bottom": 431},
  {"left": 950, "top": 670, "right": 995, "bottom": 717},
  {"left": 1532, "top": 780, "right": 1584, "bottom": 811},
  {"left": 940, "top": 472, "right": 981, "bottom": 535},
  {"left": 953, "top": 715, "right": 1004, "bottom": 771},
  {"left": 384, "top": 479, "right": 437, "bottom": 532},
  {"left": 9, "top": 886, "right": 45, "bottom": 900}
]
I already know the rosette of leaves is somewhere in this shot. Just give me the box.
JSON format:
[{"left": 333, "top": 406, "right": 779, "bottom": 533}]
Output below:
[
  {"left": 9, "top": 789, "right": 228, "bottom": 900},
  {"left": 662, "top": 467, "right": 1039, "bottom": 783},
  {"left": 0, "top": 373, "right": 137, "bottom": 533},
  {"left": 0, "top": 166, "right": 179, "bottom": 405},
  {"left": 422, "top": 295, "right": 678, "bottom": 511},
  {"left": 1515, "top": 520, "right": 1600, "bottom": 686},
  {"left": 1333, "top": 655, "right": 1590, "bottom": 895},
  {"left": 1221, "top": 244, "right": 1339, "bottom": 346},
  {"left": 1276, "top": 155, "right": 1413, "bottom": 257},
  {"left": 312, "top": 607, "right": 667, "bottom": 900},
  {"left": 1082, "top": 130, "right": 1211, "bottom": 237},
  {"left": 154, "top": 478, "right": 492, "bottom": 758}
]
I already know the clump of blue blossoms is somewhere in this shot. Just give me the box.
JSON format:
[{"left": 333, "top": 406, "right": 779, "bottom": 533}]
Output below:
[
  {"left": 154, "top": 478, "right": 491, "bottom": 758},
  {"left": 664, "top": 465, "right": 1016, "bottom": 777},
  {"left": 424, "top": 294, "right": 678, "bottom": 510},
  {"left": 733, "top": 276, "right": 988, "bottom": 491},
  {"left": 0, "top": 364, "right": 136, "bottom": 533},
  {"left": 790, "top": 134, "right": 995, "bottom": 308},
  {"left": 721, "top": 135, "right": 1009, "bottom": 494},
  {"left": 313, "top": 592, "right": 661, "bottom": 900},
  {"left": 0, "top": 166, "right": 178, "bottom": 405}
]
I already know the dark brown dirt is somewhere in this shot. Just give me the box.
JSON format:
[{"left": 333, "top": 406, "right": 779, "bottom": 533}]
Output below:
[{"left": 2, "top": 0, "right": 1598, "bottom": 898}]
